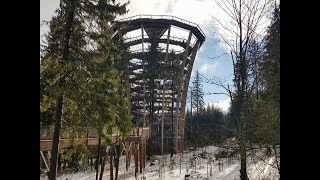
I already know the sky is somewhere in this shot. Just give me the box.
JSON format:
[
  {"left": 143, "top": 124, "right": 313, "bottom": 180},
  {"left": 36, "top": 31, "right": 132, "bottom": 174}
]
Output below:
[{"left": 40, "top": 0, "right": 276, "bottom": 113}]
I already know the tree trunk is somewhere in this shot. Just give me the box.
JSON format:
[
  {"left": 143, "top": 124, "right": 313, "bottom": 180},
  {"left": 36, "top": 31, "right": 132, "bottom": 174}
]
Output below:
[
  {"left": 273, "top": 144, "right": 280, "bottom": 176},
  {"left": 125, "top": 150, "right": 129, "bottom": 170},
  {"left": 96, "top": 137, "right": 102, "bottom": 180},
  {"left": 239, "top": 137, "right": 249, "bottom": 180},
  {"left": 126, "top": 144, "right": 132, "bottom": 169},
  {"left": 239, "top": 149, "right": 249, "bottom": 180},
  {"left": 99, "top": 146, "right": 109, "bottom": 180},
  {"left": 48, "top": 1, "right": 76, "bottom": 179},
  {"left": 57, "top": 154, "right": 62, "bottom": 173},
  {"left": 110, "top": 146, "right": 114, "bottom": 180},
  {"left": 115, "top": 145, "right": 121, "bottom": 180},
  {"left": 48, "top": 95, "right": 63, "bottom": 180},
  {"left": 171, "top": 84, "right": 174, "bottom": 157}
]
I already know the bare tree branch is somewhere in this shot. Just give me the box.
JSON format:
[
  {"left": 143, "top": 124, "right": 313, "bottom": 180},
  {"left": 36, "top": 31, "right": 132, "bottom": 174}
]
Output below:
[
  {"left": 216, "top": 0, "right": 239, "bottom": 22},
  {"left": 200, "top": 73, "right": 234, "bottom": 98},
  {"left": 250, "top": 153, "right": 279, "bottom": 170},
  {"left": 208, "top": 52, "right": 228, "bottom": 60},
  {"left": 206, "top": 92, "right": 230, "bottom": 96},
  {"left": 210, "top": 15, "right": 240, "bottom": 37}
]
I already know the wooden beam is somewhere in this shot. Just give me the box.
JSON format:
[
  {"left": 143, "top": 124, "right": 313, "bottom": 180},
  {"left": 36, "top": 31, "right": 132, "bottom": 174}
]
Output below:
[
  {"left": 142, "top": 141, "right": 146, "bottom": 169},
  {"left": 40, "top": 151, "right": 49, "bottom": 172},
  {"left": 40, "top": 127, "right": 150, "bottom": 151},
  {"left": 40, "top": 138, "right": 114, "bottom": 151},
  {"left": 134, "top": 143, "right": 138, "bottom": 178},
  {"left": 139, "top": 142, "right": 143, "bottom": 173}
]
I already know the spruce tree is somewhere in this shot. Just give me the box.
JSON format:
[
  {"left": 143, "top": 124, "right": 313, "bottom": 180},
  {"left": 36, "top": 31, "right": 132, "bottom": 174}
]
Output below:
[
  {"left": 191, "top": 70, "right": 205, "bottom": 149},
  {"left": 192, "top": 70, "right": 205, "bottom": 115},
  {"left": 253, "top": 4, "right": 280, "bottom": 175},
  {"left": 40, "top": 0, "right": 131, "bottom": 179}
]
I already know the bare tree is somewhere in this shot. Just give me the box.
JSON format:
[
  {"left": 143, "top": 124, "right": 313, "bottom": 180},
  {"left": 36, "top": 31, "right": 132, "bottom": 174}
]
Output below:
[{"left": 210, "top": 0, "right": 272, "bottom": 179}]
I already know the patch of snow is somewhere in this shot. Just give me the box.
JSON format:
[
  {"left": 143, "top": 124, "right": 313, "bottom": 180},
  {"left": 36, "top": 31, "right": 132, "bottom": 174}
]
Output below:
[{"left": 41, "top": 145, "right": 279, "bottom": 180}]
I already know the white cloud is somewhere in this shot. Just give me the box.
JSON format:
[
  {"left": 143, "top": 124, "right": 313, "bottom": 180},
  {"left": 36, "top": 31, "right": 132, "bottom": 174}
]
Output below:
[
  {"left": 208, "top": 0, "right": 273, "bottom": 50},
  {"left": 41, "top": 0, "right": 274, "bottom": 50},
  {"left": 118, "top": 0, "right": 273, "bottom": 53},
  {"left": 198, "top": 43, "right": 207, "bottom": 53},
  {"left": 40, "top": 0, "right": 59, "bottom": 22},
  {"left": 209, "top": 98, "right": 231, "bottom": 113},
  {"left": 118, "top": 0, "right": 215, "bottom": 36},
  {"left": 199, "top": 62, "right": 219, "bottom": 75}
]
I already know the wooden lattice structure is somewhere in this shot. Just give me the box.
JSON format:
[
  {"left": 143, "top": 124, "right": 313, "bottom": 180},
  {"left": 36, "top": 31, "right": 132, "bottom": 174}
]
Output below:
[{"left": 112, "top": 15, "right": 205, "bottom": 154}]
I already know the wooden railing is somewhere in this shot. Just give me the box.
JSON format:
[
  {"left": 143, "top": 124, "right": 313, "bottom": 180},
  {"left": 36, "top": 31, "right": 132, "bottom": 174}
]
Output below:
[
  {"left": 40, "top": 126, "right": 150, "bottom": 151},
  {"left": 40, "top": 126, "right": 149, "bottom": 140},
  {"left": 116, "top": 15, "right": 206, "bottom": 39}
]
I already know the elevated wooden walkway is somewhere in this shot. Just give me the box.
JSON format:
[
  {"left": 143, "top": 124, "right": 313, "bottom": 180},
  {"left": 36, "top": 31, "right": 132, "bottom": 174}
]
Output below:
[{"left": 40, "top": 127, "right": 149, "bottom": 151}]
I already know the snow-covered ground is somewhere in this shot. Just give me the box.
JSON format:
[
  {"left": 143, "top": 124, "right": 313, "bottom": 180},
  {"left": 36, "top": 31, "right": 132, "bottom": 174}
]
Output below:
[{"left": 41, "top": 145, "right": 279, "bottom": 180}]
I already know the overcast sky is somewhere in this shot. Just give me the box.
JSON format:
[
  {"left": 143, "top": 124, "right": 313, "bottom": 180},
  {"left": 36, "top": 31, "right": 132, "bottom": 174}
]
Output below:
[{"left": 40, "top": 0, "right": 276, "bottom": 113}]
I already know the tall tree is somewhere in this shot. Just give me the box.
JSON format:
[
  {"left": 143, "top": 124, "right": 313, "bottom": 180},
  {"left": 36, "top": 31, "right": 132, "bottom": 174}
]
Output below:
[
  {"left": 212, "top": 0, "right": 271, "bottom": 179},
  {"left": 192, "top": 70, "right": 205, "bottom": 115},
  {"left": 40, "top": 0, "right": 130, "bottom": 179},
  {"left": 254, "top": 4, "right": 280, "bottom": 175},
  {"left": 191, "top": 70, "right": 205, "bottom": 149}
]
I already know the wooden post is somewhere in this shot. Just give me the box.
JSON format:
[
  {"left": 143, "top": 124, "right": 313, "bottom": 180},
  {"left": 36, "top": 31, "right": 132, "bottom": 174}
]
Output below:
[
  {"left": 90, "top": 158, "right": 93, "bottom": 171},
  {"left": 139, "top": 143, "right": 143, "bottom": 173},
  {"left": 128, "top": 143, "right": 132, "bottom": 167},
  {"left": 96, "top": 137, "right": 102, "bottom": 180},
  {"left": 144, "top": 141, "right": 147, "bottom": 168},
  {"left": 126, "top": 145, "right": 129, "bottom": 170},
  {"left": 115, "top": 145, "right": 122, "bottom": 180},
  {"left": 140, "top": 141, "right": 144, "bottom": 170},
  {"left": 144, "top": 141, "right": 146, "bottom": 169},
  {"left": 134, "top": 143, "right": 138, "bottom": 178},
  {"left": 40, "top": 151, "right": 50, "bottom": 172},
  {"left": 141, "top": 142, "right": 144, "bottom": 170},
  {"left": 222, "top": 162, "right": 223, "bottom": 171},
  {"left": 110, "top": 146, "right": 114, "bottom": 180},
  {"left": 180, "top": 151, "right": 182, "bottom": 175}
]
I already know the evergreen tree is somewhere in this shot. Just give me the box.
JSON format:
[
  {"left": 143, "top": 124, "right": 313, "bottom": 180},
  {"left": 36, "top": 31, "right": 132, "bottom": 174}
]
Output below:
[
  {"left": 191, "top": 70, "right": 205, "bottom": 149},
  {"left": 40, "top": 0, "right": 131, "bottom": 179},
  {"left": 252, "top": 3, "right": 280, "bottom": 148},
  {"left": 192, "top": 70, "right": 205, "bottom": 115},
  {"left": 253, "top": 4, "right": 280, "bottom": 175},
  {"left": 185, "top": 104, "right": 226, "bottom": 146}
]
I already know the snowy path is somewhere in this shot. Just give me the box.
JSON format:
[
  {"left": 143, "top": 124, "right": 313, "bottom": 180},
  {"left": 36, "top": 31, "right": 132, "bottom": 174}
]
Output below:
[
  {"left": 41, "top": 146, "right": 279, "bottom": 180},
  {"left": 215, "top": 163, "right": 240, "bottom": 180}
]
